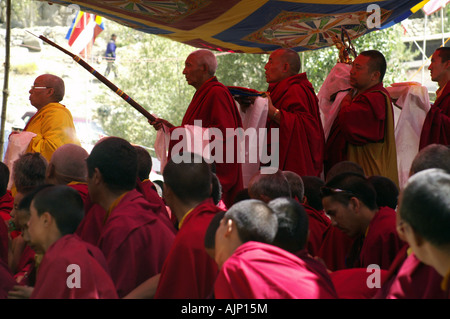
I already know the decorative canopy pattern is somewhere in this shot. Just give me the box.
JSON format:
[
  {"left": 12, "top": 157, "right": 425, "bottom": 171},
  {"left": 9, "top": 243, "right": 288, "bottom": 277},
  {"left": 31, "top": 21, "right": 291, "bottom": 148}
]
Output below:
[{"left": 40, "top": 0, "right": 429, "bottom": 53}]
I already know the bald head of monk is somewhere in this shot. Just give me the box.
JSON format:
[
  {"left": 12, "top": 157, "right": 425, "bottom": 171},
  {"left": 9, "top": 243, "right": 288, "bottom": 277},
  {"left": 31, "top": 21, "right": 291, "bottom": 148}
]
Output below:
[
  {"left": 29, "top": 74, "right": 65, "bottom": 110},
  {"left": 183, "top": 49, "right": 217, "bottom": 90},
  {"left": 265, "top": 48, "right": 301, "bottom": 84},
  {"left": 46, "top": 144, "right": 89, "bottom": 185}
]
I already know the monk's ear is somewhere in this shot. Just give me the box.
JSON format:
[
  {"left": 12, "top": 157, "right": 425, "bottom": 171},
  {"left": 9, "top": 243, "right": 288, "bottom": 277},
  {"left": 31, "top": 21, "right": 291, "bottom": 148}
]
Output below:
[
  {"left": 226, "top": 218, "right": 234, "bottom": 235},
  {"left": 46, "top": 163, "right": 55, "bottom": 180},
  {"left": 411, "top": 228, "right": 425, "bottom": 248},
  {"left": 93, "top": 167, "right": 103, "bottom": 184},
  {"left": 40, "top": 211, "right": 53, "bottom": 228}
]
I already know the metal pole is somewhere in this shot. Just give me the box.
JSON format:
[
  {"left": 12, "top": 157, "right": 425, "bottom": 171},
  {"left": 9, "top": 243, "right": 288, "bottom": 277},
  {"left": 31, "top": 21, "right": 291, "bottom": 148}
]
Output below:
[{"left": 0, "top": 0, "right": 11, "bottom": 160}]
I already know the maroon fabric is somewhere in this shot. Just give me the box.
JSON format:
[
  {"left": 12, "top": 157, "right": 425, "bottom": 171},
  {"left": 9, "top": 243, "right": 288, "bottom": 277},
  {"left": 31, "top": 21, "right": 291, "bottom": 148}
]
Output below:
[
  {"left": 135, "top": 178, "right": 176, "bottom": 234},
  {"left": 354, "top": 207, "right": 406, "bottom": 270},
  {"left": 214, "top": 241, "right": 337, "bottom": 299},
  {"left": 0, "top": 216, "right": 8, "bottom": 264},
  {"left": 302, "top": 204, "right": 330, "bottom": 257},
  {"left": 169, "top": 77, "right": 243, "bottom": 207},
  {"left": 13, "top": 244, "right": 36, "bottom": 286},
  {"left": 155, "top": 198, "right": 223, "bottom": 299},
  {"left": 0, "top": 190, "right": 14, "bottom": 222},
  {"left": 419, "top": 81, "right": 450, "bottom": 149},
  {"left": 330, "top": 267, "right": 388, "bottom": 299},
  {"left": 318, "top": 225, "right": 355, "bottom": 271},
  {"left": 324, "top": 83, "right": 390, "bottom": 174},
  {"left": 267, "top": 73, "right": 325, "bottom": 177},
  {"left": 67, "top": 183, "right": 89, "bottom": 210},
  {"left": 382, "top": 251, "right": 446, "bottom": 299},
  {"left": 97, "top": 189, "right": 175, "bottom": 298},
  {"left": 0, "top": 258, "right": 16, "bottom": 299},
  {"left": 75, "top": 203, "right": 106, "bottom": 246},
  {"left": 30, "top": 234, "right": 118, "bottom": 299}
]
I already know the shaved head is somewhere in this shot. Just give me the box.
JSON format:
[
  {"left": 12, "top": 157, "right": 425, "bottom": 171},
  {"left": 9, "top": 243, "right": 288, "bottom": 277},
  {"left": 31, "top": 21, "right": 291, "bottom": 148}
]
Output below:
[
  {"left": 190, "top": 49, "right": 217, "bottom": 76},
  {"left": 47, "top": 144, "right": 89, "bottom": 184}
]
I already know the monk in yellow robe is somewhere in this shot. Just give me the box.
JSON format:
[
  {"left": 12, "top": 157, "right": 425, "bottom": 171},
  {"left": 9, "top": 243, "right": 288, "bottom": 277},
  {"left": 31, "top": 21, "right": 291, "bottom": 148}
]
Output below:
[{"left": 23, "top": 74, "right": 80, "bottom": 161}]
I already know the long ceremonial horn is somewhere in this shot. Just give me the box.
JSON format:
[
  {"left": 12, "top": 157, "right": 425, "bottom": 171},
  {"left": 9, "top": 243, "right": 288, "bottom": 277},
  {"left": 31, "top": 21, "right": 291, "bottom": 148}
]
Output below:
[{"left": 26, "top": 31, "right": 156, "bottom": 122}]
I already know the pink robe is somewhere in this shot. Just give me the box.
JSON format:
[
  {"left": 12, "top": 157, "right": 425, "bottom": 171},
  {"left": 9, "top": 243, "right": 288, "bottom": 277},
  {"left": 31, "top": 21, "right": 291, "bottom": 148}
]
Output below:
[{"left": 214, "top": 241, "right": 337, "bottom": 299}]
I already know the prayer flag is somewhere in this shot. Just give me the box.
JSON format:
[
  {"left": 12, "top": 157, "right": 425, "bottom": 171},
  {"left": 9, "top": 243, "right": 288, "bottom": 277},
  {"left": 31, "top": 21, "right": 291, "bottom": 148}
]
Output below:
[{"left": 66, "top": 11, "right": 105, "bottom": 56}]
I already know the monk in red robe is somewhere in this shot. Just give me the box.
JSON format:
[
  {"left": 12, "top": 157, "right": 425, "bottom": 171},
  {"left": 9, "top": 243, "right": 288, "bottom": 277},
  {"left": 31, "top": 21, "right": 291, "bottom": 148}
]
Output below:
[
  {"left": 268, "top": 197, "right": 338, "bottom": 297},
  {"left": 265, "top": 48, "right": 324, "bottom": 177},
  {"left": 154, "top": 154, "right": 223, "bottom": 298},
  {"left": 395, "top": 169, "right": 450, "bottom": 299},
  {"left": 419, "top": 47, "right": 450, "bottom": 149},
  {"left": 324, "top": 50, "right": 398, "bottom": 187},
  {"left": 21, "top": 185, "right": 118, "bottom": 299},
  {"left": 150, "top": 49, "right": 243, "bottom": 208},
  {"left": 86, "top": 137, "right": 175, "bottom": 298},
  {"left": 214, "top": 199, "right": 337, "bottom": 299},
  {"left": 321, "top": 172, "right": 405, "bottom": 271}
]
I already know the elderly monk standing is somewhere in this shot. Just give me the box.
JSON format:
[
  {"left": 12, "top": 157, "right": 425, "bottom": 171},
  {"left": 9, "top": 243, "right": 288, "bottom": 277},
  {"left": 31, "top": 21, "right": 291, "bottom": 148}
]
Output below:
[
  {"left": 264, "top": 48, "right": 325, "bottom": 177},
  {"left": 22, "top": 74, "right": 80, "bottom": 162},
  {"left": 150, "top": 50, "right": 243, "bottom": 208}
]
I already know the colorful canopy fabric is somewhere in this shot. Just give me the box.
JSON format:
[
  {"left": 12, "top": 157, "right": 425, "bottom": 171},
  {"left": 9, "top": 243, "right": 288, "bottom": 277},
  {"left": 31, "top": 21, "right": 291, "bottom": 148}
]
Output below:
[{"left": 41, "top": 0, "right": 430, "bottom": 53}]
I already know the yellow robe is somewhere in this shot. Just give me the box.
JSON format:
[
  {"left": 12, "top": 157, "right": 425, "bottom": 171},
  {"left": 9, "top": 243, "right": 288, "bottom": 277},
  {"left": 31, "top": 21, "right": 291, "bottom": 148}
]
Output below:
[{"left": 24, "top": 102, "right": 80, "bottom": 161}]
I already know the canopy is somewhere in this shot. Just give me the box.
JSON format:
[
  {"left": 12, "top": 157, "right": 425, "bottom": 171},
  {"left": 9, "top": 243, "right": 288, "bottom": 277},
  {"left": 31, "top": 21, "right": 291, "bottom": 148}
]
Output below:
[{"left": 39, "top": 0, "right": 430, "bottom": 53}]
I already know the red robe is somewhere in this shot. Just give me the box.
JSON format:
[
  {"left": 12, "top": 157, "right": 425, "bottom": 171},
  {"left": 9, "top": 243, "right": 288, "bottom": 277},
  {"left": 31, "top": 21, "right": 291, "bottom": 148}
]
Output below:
[
  {"left": 97, "top": 189, "right": 175, "bottom": 298},
  {"left": 30, "top": 234, "right": 118, "bottom": 299},
  {"left": 0, "top": 190, "right": 13, "bottom": 222},
  {"left": 419, "top": 81, "right": 450, "bottom": 149},
  {"left": 267, "top": 73, "right": 325, "bottom": 177},
  {"left": 155, "top": 198, "right": 223, "bottom": 299},
  {"left": 168, "top": 77, "right": 243, "bottom": 207},
  {"left": 318, "top": 225, "right": 355, "bottom": 271},
  {"left": 67, "top": 182, "right": 89, "bottom": 210},
  {"left": 0, "top": 215, "right": 8, "bottom": 264},
  {"left": 0, "top": 258, "right": 16, "bottom": 299},
  {"left": 330, "top": 267, "right": 388, "bottom": 299},
  {"left": 135, "top": 178, "right": 175, "bottom": 233},
  {"left": 324, "top": 83, "right": 398, "bottom": 185},
  {"left": 349, "top": 206, "right": 406, "bottom": 270},
  {"left": 380, "top": 249, "right": 446, "bottom": 299},
  {"left": 14, "top": 244, "right": 36, "bottom": 286},
  {"left": 302, "top": 203, "right": 330, "bottom": 257},
  {"left": 214, "top": 241, "right": 337, "bottom": 299}
]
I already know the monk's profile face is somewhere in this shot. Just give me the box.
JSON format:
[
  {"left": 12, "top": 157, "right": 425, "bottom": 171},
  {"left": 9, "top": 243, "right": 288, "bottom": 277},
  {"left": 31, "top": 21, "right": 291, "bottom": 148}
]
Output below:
[
  {"left": 264, "top": 50, "right": 288, "bottom": 84},
  {"left": 322, "top": 196, "right": 361, "bottom": 238},
  {"left": 183, "top": 53, "right": 205, "bottom": 90},
  {"left": 26, "top": 201, "right": 46, "bottom": 254},
  {"left": 428, "top": 51, "right": 449, "bottom": 83},
  {"left": 349, "top": 55, "right": 379, "bottom": 92}
]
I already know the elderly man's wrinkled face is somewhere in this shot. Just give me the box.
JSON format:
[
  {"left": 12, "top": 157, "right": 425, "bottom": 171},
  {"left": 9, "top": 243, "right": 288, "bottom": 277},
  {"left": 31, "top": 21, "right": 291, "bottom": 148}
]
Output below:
[
  {"left": 264, "top": 50, "right": 287, "bottom": 84},
  {"left": 183, "top": 53, "right": 205, "bottom": 90}
]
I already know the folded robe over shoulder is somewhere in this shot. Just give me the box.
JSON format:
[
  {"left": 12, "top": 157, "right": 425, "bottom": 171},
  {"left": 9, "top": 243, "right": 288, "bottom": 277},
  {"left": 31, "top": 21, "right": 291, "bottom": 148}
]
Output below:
[
  {"left": 30, "top": 234, "right": 118, "bottom": 299},
  {"left": 155, "top": 198, "right": 223, "bottom": 299},
  {"left": 381, "top": 249, "right": 446, "bottom": 299},
  {"left": 168, "top": 77, "right": 243, "bottom": 208},
  {"left": 23, "top": 102, "right": 80, "bottom": 162},
  {"left": 97, "top": 189, "right": 175, "bottom": 298},
  {"left": 351, "top": 206, "right": 406, "bottom": 270},
  {"left": 302, "top": 203, "right": 330, "bottom": 257},
  {"left": 419, "top": 81, "right": 450, "bottom": 148},
  {"left": 325, "top": 83, "right": 399, "bottom": 186},
  {"left": 214, "top": 241, "right": 337, "bottom": 299},
  {"left": 267, "top": 73, "right": 325, "bottom": 177}
]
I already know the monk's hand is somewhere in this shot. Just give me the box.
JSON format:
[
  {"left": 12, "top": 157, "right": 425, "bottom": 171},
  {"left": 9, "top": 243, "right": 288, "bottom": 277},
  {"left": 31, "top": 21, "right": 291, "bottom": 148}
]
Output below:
[
  {"left": 149, "top": 118, "right": 173, "bottom": 131},
  {"left": 7, "top": 285, "right": 34, "bottom": 299}
]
